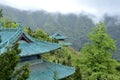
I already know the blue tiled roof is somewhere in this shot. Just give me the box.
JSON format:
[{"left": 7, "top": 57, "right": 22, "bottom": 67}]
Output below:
[
  {"left": 0, "top": 28, "right": 18, "bottom": 44},
  {"left": 27, "top": 60, "right": 75, "bottom": 80},
  {"left": 0, "top": 24, "right": 75, "bottom": 80},
  {"left": 51, "top": 32, "right": 67, "bottom": 40},
  {"left": 19, "top": 40, "right": 61, "bottom": 57},
  {"left": 0, "top": 24, "right": 61, "bottom": 56}
]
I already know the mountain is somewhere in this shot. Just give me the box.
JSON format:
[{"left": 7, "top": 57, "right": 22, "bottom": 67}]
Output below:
[
  {"left": 0, "top": 5, "right": 95, "bottom": 50},
  {"left": 103, "top": 15, "right": 120, "bottom": 60},
  {"left": 1, "top": 5, "right": 120, "bottom": 61}
]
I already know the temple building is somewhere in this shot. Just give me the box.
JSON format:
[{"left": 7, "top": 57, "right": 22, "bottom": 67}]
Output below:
[
  {"left": 51, "top": 32, "right": 72, "bottom": 46},
  {"left": 0, "top": 23, "right": 75, "bottom": 80}
]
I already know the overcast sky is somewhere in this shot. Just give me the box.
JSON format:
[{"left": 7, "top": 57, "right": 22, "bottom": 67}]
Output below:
[{"left": 0, "top": 0, "right": 120, "bottom": 16}]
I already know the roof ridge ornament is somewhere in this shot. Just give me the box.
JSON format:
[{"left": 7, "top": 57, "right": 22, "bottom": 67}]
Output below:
[
  {"left": 18, "top": 22, "right": 23, "bottom": 29},
  {"left": 18, "top": 22, "right": 24, "bottom": 33}
]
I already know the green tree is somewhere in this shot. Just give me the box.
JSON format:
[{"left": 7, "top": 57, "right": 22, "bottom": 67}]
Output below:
[
  {"left": 0, "top": 43, "right": 30, "bottom": 80},
  {"left": 0, "top": 9, "right": 3, "bottom": 22},
  {"left": 25, "top": 27, "right": 56, "bottom": 42},
  {"left": 24, "top": 27, "right": 33, "bottom": 36},
  {"left": 43, "top": 47, "right": 82, "bottom": 80},
  {"left": 80, "top": 22, "right": 119, "bottom": 80},
  {"left": 0, "top": 9, "right": 2, "bottom": 19},
  {"left": 0, "top": 9, "right": 18, "bottom": 28},
  {"left": 3, "top": 18, "right": 18, "bottom": 28}
]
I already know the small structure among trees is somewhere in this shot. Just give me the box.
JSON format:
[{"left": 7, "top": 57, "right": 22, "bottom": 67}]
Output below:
[{"left": 51, "top": 32, "right": 72, "bottom": 46}]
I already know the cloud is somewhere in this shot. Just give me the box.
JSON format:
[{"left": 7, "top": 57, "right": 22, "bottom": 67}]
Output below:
[
  {"left": 0, "top": 0, "right": 98, "bottom": 14},
  {"left": 77, "top": 0, "right": 120, "bottom": 15},
  {"left": 0, "top": 0, "right": 120, "bottom": 16}
]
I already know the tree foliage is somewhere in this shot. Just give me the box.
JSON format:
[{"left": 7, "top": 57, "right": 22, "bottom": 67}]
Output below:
[
  {"left": 42, "top": 47, "right": 82, "bottom": 80},
  {"left": 0, "top": 9, "right": 2, "bottom": 19},
  {"left": 25, "top": 27, "right": 56, "bottom": 42},
  {"left": 80, "top": 22, "right": 120, "bottom": 80},
  {"left": 3, "top": 18, "right": 18, "bottom": 28},
  {"left": 0, "top": 43, "right": 30, "bottom": 80},
  {"left": 0, "top": 9, "right": 3, "bottom": 22},
  {"left": 103, "top": 15, "right": 120, "bottom": 61}
]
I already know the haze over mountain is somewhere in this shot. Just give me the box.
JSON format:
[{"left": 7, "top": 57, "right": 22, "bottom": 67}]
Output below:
[
  {"left": 1, "top": 0, "right": 120, "bottom": 16},
  {"left": 0, "top": 4, "right": 95, "bottom": 49},
  {"left": 0, "top": 4, "right": 120, "bottom": 61}
]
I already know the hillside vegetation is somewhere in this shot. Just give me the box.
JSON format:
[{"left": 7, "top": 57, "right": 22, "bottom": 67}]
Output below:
[
  {"left": 0, "top": 5, "right": 95, "bottom": 50},
  {"left": 0, "top": 5, "right": 120, "bottom": 61}
]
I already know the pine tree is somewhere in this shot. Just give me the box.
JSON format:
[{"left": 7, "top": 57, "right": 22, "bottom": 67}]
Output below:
[
  {"left": 80, "top": 22, "right": 119, "bottom": 80},
  {"left": 0, "top": 43, "right": 30, "bottom": 80}
]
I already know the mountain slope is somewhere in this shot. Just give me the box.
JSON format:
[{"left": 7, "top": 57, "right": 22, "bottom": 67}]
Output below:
[{"left": 0, "top": 5, "right": 95, "bottom": 50}]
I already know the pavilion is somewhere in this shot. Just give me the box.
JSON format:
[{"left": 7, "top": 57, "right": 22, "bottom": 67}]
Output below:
[
  {"left": 0, "top": 23, "right": 75, "bottom": 80},
  {"left": 51, "top": 32, "right": 72, "bottom": 46}
]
